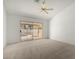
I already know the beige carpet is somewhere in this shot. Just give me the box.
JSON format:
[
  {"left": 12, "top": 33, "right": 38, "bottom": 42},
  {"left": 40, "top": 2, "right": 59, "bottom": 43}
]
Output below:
[{"left": 4, "top": 39, "right": 75, "bottom": 59}]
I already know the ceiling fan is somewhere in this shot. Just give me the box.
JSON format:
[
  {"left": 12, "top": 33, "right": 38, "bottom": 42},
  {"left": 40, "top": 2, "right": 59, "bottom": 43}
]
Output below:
[
  {"left": 35, "top": 0, "right": 53, "bottom": 14},
  {"left": 41, "top": 0, "right": 53, "bottom": 14}
]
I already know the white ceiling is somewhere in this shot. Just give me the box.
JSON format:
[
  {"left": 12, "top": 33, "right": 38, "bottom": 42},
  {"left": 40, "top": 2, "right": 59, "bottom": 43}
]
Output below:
[{"left": 4, "top": 0, "right": 74, "bottom": 20}]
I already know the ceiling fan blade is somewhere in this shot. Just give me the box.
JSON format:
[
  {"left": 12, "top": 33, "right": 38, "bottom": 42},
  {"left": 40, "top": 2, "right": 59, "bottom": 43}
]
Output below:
[
  {"left": 45, "top": 8, "right": 53, "bottom": 10},
  {"left": 43, "top": 0, "right": 46, "bottom": 4},
  {"left": 44, "top": 10, "right": 48, "bottom": 14}
]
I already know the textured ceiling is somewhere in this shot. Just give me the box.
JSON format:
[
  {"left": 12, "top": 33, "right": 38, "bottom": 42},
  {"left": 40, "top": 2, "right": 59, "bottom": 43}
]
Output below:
[{"left": 4, "top": 0, "right": 74, "bottom": 20}]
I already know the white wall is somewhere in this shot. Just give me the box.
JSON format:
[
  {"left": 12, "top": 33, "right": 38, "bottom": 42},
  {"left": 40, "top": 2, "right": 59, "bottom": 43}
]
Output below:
[
  {"left": 3, "top": 6, "right": 7, "bottom": 47},
  {"left": 7, "top": 14, "right": 20, "bottom": 44},
  {"left": 49, "top": 3, "right": 75, "bottom": 45},
  {"left": 7, "top": 14, "right": 49, "bottom": 44}
]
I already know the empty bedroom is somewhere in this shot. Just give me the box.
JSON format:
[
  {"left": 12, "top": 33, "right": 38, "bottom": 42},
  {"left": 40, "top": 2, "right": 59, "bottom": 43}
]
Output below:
[{"left": 3, "top": 0, "right": 75, "bottom": 59}]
